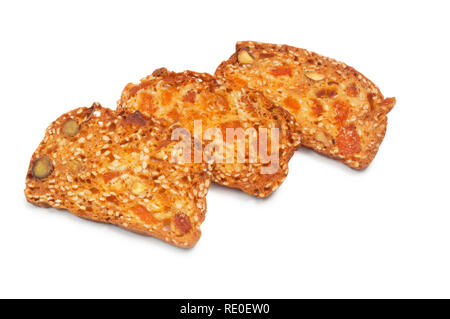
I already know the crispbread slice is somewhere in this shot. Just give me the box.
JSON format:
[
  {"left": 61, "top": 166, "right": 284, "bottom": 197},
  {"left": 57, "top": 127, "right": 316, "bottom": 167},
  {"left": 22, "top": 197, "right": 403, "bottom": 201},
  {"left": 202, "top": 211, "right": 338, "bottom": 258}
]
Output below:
[
  {"left": 118, "top": 68, "right": 301, "bottom": 198},
  {"left": 215, "top": 41, "right": 395, "bottom": 169},
  {"left": 24, "top": 103, "right": 210, "bottom": 248}
]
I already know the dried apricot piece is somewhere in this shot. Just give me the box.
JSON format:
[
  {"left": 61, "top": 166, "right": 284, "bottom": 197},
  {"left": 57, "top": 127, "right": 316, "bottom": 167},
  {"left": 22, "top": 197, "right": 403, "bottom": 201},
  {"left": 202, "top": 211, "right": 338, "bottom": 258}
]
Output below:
[
  {"left": 31, "top": 156, "right": 53, "bottom": 179},
  {"left": 183, "top": 90, "right": 196, "bottom": 103},
  {"left": 270, "top": 67, "right": 292, "bottom": 77},
  {"left": 103, "top": 171, "right": 121, "bottom": 183},
  {"left": 132, "top": 205, "right": 156, "bottom": 224},
  {"left": 174, "top": 212, "right": 191, "bottom": 235},
  {"left": 283, "top": 96, "right": 301, "bottom": 111},
  {"left": 336, "top": 125, "right": 361, "bottom": 155},
  {"left": 334, "top": 100, "right": 349, "bottom": 125}
]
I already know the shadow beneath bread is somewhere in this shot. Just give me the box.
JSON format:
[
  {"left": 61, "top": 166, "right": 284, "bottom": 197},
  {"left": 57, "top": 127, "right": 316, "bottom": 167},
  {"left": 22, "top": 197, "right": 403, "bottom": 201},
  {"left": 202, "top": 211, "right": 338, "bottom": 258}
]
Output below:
[
  {"left": 208, "top": 183, "right": 266, "bottom": 200},
  {"left": 208, "top": 147, "right": 368, "bottom": 202},
  {"left": 208, "top": 180, "right": 284, "bottom": 204},
  {"left": 23, "top": 200, "right": 194, "bottom": 252},
  {"left": 293, "top": 146, "right": 371, "bottom": 176}
]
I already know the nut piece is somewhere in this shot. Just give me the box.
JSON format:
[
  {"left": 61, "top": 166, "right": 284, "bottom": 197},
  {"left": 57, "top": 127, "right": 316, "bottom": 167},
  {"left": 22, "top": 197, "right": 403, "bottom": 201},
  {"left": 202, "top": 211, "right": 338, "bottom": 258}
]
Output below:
[
  {"left": 62, "top": 119, "right": 79, "bottom": 137},
  {"left": 131, "top": 182, "right": 146, "bottom": 195},
  {"left": 68, "top": 159, "right": 82, "bottom": 172},
  {"left": 305, "top": 72, "right": 325, "bottom": 81},
  {"left": 31, "top": 156, "right": 53, "bottom": 179},
  {"left": 237, "top": 49, "right": 254, "bottom": 64},
  {"left": 315, "top": 131, "right": 330, "bottom": 147}
]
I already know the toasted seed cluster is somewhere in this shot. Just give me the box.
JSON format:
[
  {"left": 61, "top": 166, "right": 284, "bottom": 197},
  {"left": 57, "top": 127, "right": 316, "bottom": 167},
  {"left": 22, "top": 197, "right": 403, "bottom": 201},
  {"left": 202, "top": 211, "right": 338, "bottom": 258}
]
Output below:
[
  {"left": 118, "top": 68, "right": 301, "bottom": 197},
  {"left": 216, "top": 41, "right": 396, "bottom": 169},
  {"left": 25, "top": 103, "right": 211, "bottom": 248}
]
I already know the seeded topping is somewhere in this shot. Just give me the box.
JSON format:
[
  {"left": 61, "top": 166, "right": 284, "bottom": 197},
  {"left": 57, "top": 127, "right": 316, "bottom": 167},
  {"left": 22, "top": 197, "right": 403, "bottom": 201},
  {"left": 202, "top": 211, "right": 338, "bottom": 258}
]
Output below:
[
  {"left": 62, "top": 119, "right": 79, "bottom": 137},
  {"left": 68, "top": 159, "right": 82, "bottom": 173},
  {"left": 215, "top": 41, "right": 396, "bottom": 169},
  {"left": 25, "top": 104, "right": 211, "bottom": 248},
  {"left": 118, "top": 69, "right": 301, "bottom": 198},
  {"left": 31, "top": 156, "right": 53, "bottom": 179}
]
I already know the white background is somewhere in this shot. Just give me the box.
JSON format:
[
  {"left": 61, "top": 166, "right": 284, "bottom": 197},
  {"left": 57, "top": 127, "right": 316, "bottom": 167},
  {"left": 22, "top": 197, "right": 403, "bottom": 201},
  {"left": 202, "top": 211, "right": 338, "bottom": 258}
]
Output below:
[{"left": 0, "top": 0, "right": 449, "bottom": 298}]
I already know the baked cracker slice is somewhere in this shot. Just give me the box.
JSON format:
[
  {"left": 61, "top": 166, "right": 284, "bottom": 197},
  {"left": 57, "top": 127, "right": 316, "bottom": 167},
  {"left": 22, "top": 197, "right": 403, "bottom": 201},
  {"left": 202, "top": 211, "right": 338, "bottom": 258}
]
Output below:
[
  {"left": 215, "top": 41, "right": 395, "bottom": 169},
  {"left": 25, "top": 103, "right": 210, "bottom": 248},
  {"left": 118, "top": 68, "right": 301, "bottom": 198}
]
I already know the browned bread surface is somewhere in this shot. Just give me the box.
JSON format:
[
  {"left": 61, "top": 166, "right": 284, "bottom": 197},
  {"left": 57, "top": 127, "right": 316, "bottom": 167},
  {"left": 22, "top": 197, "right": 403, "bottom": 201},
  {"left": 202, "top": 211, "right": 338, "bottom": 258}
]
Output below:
[
  {"left": 118, "top": 68, "right": 301, "bottom": 197},
  {"left": 24, "top": 103, "right": 211, "bottom": 248},
  {"left": 215, "top": 41, "right": 395, "bottom": 169}
]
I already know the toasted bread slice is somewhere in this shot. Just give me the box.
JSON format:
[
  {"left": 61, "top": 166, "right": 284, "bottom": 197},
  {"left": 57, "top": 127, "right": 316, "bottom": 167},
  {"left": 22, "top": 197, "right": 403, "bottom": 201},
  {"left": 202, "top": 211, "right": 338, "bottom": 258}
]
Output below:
[
  {"left": 215, "top": 41, "right": 395, "bottom": 169},
  {"left": 24, "top": 103, "right": 210, "bottom": 248},
  {"left": 118, "top": 68, "right": 300, "bottom": 197}
]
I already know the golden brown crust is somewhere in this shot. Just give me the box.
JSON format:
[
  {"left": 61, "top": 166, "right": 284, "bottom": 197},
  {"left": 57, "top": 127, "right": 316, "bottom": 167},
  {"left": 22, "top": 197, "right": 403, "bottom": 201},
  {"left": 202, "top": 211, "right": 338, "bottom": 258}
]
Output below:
[
  {"left": 215, "top": 41, "right": 395, "bottom": 169},
  {"left": 118, "top": 68, "right": 301, "bottom": 197},
  {"left": 24, "top": 103, "right": 211, "bottom": 248}
]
